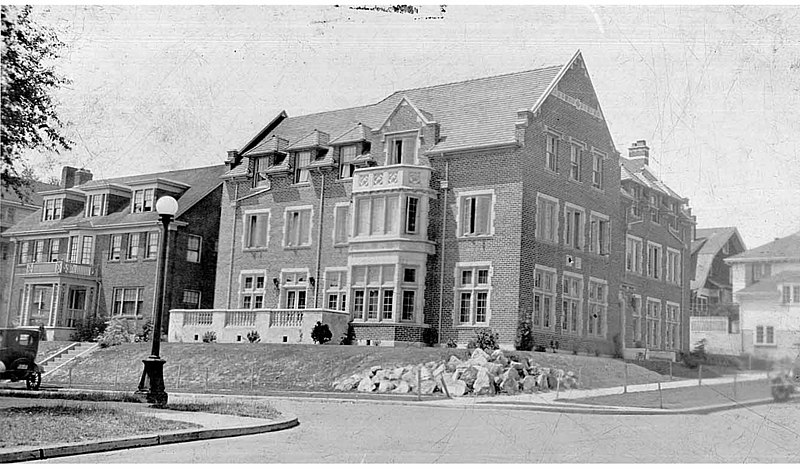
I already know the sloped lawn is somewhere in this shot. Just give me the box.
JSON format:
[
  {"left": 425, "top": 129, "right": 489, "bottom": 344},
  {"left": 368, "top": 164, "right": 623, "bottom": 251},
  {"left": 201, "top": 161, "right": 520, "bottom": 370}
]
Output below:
[{"left": 44, "top": 343, "right": 668, "bottom": 392}]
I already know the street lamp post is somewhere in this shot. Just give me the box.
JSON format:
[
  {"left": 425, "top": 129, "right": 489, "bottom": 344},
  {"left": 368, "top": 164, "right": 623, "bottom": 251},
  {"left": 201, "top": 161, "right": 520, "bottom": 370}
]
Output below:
[{"left": 135, "top": 195, "right": 178, "bottom": 406}]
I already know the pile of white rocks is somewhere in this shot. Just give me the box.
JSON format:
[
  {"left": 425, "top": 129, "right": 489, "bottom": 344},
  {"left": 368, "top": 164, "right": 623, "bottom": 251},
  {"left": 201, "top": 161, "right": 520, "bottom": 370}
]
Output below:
[{"left": 332, "top": 348, "right": 579, "bottom": 396}]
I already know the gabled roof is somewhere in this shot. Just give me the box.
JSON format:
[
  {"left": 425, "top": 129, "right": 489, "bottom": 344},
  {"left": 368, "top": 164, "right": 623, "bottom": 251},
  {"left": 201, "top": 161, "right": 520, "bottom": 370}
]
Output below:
[
  {"left": 737, "top": 270, "right": 800, "bottom": 297},
  {"left": 329, "top": 123, "right": 372, "bottom": 145},
  {"left": 691, "top": 226, "right": 745, "bottom": 291},
  {"left": 620, "top": 157, "right": 685, "bottom": 202},
  {"left": 377, "top": 95, "right": 436, "bottom": 131},
  {"left": 285, "top": 130, "right": 330, "bottom": 151},
  {"left": 726, "top": 230, "right": 800, "bottom": 263},
  {"left": 3, "top": 164, "right": 227, "bottom": 236},
  {"left": 242, "top": 135, "right": 289, "bottom": 157}
]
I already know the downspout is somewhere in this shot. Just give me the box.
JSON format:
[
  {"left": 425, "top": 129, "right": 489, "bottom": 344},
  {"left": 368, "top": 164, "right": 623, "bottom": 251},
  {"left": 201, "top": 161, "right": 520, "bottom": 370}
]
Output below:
[
  {"left": 437, "top": 158, "right": 449, "bottom": 344},
  {"left": 4, "top": 240, "right": 19, "bottom": 328},
  {"left": 226, "top": 182, "right": 240, "bottom": 309},
  {"left": 313, "top": 168, "right": 326, "bottom": 308}
]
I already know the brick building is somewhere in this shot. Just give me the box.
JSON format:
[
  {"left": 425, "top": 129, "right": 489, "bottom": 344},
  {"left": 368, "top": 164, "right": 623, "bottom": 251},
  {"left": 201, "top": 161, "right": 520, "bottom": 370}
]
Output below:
[
  {"left": 619, "top": 141, "right": 695, "bottom": 359},
  {"left": 168, "top": 50, "right": 648, "bottom": 353},
  {"left": 1, "top": 164, "right": 225, "bottom": 340}
]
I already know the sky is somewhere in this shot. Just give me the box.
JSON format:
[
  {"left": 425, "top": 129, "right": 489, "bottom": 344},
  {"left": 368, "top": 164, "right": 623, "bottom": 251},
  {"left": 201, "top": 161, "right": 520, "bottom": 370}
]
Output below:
[{"left": 19, "top": 4, "right": 800, "bottom": 248}]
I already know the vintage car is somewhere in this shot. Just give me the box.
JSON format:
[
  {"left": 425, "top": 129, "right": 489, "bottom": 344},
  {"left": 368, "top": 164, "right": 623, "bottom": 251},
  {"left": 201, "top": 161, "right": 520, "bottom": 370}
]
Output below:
[{"left": 0, "top": 328, "right": 42, "bottom": 390}]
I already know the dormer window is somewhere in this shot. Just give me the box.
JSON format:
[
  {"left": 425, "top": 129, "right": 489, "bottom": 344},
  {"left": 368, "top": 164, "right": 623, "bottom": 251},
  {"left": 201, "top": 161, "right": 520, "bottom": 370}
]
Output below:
[
  {"left": 254, "top": 156, "right": 270, "bottom": 187},
  {"left": 293, "top": 150, "right": 311, "bottom": 184},
  {"left": 87, "top": 193, "right": 106, "bottom": 217},
  {"left": 387, "top": 133, "right": 417, "bottom": 165},
  {"left": 42, "top": 198, "right": 63, "bottom": 221},
  {"left": 339, "top": 145, "right": 357, "bottom": 179},
  {"left": 132, "top": 189, "right": 154, "bottom": 213}
]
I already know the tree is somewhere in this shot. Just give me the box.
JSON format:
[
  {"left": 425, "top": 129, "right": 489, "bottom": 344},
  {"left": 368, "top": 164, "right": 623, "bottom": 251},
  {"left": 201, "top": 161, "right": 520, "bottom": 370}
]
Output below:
[{"left": 1, "top": 5, "right": 71, "bottom": 198}]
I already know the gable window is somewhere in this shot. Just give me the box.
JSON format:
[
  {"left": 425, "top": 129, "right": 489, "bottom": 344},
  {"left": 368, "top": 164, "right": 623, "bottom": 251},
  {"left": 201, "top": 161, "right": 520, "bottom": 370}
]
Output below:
[
  {"left": 533, "top": 266, "right": 556, "bottom": 329},
  {"left": 354, "top": 195, "right": 399, "bottom": 237},
  {"left": 750, "top": 263, "right": 771, "bottom": 283},
  {"left": 587, "top": 279, "right": 607, "bottom": 337},
  {"left": 187, "top": 235, "right": 202, "bottom": 263},
  {"left": 456, "top": 265, "right": 491, "bottom": 325},
  {"left": 545, "top": 134, "right": 559, "bottom": 172},
  {"left": 592, "top": 152, "right": 604, "bottom": 189},
  {"left": 561, "top": 274, "right": 582, "bottom": 333},
  {"left": 126, "top": 233, "right": 140, "bottom": 260},
  {"left": 112, "top": 287, "right": 144, "bottom": 316},
  {"left": 325, "top": 269, "right": 347, "bottom": 311},
  {"left": 564, "top": 204, "right": 585, "bottom": 250},
  {"left": 626, "top": 236, "right": 643, "bottom": 274},
  {"left": 333, "top": 204, "right": 349, "bottom": 245},
  {"left": 293, "top": 151, "right": 311, "bottom": 184},
  {"left": 43, "top": 199, "right": 63, "bottom": 221},
  {"left": 535, "top": 194, "right": 558, "bottom": 243},
  {"left": 339, "top": 145, "right": 357, "bottom": 179},
  {"left": 182, "top": 290, "right": 201, "bottom": 309},
  {"left": 132, "top": 189, "right": 154, "bottom": 213},
  {"left": 109, "top": 234, "right": 122, "bottom": 261},
  {"left": 80, "top": 236, "right": 94, "bottom": 265},
  {"left": 387, "top": 133, "right": 417, "bottom": 165},
  {"left": 284, "top": 207, "right": 312, "bottom": 248},
  {"left": 244, "top": 210, "right": 270, "bottom": 250},
  {"left": 404, "top": 196, "right": 419, "bottom": 234},
  {"left": 145, "top": 232, "right": 159, "bottom": 259},
  {"left": 48, "top": 239, "right": 60, "bottom": 262},
  {"left": 87, "top": 193, "right": 106, "bottom": 217},
  {"left": 569, "top": 144, "right": 583, "bottom": 182},
  {"left": 282, "top": 271, "right": 309, "bottom": 309},
  {"left": 458, "top": 191, "right": 493, "bottom": 237},
  {"left": 647, "top": 242, "right": 662, "bottom": 279},
  {"left": 755, "top": 325, "right": 775, "bottom": 345},
  {"left": 588, "top": 212, "right": 610, "bottom": 255},
  {"left": 239, "top": 272, "right": 266, "bottom": 309}
]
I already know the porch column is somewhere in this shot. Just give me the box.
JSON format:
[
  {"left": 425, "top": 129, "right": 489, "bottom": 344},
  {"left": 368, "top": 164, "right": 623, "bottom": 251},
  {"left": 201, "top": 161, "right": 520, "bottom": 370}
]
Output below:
[
  {"left": 49, "top": 282, "right": 61, "bottom": 327},
  {"left": 21, "top": 284, "right": 31, "bottom": 326}
]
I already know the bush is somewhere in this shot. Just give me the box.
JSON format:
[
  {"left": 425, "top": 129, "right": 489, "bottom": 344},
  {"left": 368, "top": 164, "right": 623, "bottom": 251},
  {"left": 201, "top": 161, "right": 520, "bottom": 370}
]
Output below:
[
  {"left": 612, "top": 333, "right": 623, "bottom": 359},
  {"left": 98, "top": 319, "right": 135, "bottom": 348},
  {"left": 311, "top": 321, "right": 332, "bottom": 344},
  {"left": 422, "top": 328, "right": 438, "bottom": 347},
  {"left": 70, "top": 316, "right": 107, "bottom": 342},
  {"left": 38, "top": 324, "right": 47, "bottom": 341},
  {"left": 534, "top": 344, "right": 547, "bottom": 353},
  {"left": 682, "top": 339, "right": 709, "bottom": 369},
  {"left": 202, "top": 331, "right": 217, "bottom": 343},
  {"left": 473, "top": 328, "right": 499, "bottom": 352},
  {"left": 446, "top": 337, "right": 458, "bottom": 348},
  {"left": 246, "top": 330, "right": 261, "bottom": 343},
  {"left": 339, "top": 325, "right": 356, "bottom": 345},
  {"left": 135, "top": 319, "right": 154, "bottom": 343},
  {"left": 516, "top": 320, "right": 533, "bottom": 351}
]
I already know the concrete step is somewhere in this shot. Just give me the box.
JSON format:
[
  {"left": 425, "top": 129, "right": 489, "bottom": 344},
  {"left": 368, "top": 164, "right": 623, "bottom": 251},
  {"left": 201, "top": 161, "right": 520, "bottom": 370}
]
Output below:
[{"left": 39, "top": 342, "right": 99, "bottom": 375}]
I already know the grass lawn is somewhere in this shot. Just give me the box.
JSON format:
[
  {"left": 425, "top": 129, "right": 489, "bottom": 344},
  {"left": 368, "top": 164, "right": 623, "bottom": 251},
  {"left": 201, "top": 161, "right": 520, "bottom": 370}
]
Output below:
[
  {"left": 161, "top": 401, "right": 282, "bottom": 420},
  {"left": 561, "top": 380, "right": 774, "bottom": 409},
  {"left": 43, "top": 343, "right": 667, "bottom": 392},
  {"left": 0, "top": 403, "right": 198, "bottom": 448}
]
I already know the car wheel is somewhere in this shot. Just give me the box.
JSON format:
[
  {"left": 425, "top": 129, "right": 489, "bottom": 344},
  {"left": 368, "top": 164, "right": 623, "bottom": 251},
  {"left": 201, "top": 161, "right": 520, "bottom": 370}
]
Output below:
[{"left": 25, "top": 370, "right": 41, "bottom": 390}]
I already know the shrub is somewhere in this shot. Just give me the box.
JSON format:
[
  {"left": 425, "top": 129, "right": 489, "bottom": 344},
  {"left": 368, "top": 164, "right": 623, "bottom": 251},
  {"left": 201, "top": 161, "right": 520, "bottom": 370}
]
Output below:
[
  {"left": 516, "top": 320, "right": 533, "bottom": 351},
  {"left": 612, "top": 333, "right": 623, "bottom": 359},
  {"left": 311, "top": 321, "right": 332, "bottom": 344},
  {"left": 422, "top": 328, "right": 438, "bottom": 347},
  {"left": 446, "top": 337, "right": 458, "bottom": 348},
  {"left": 135, "top": 319, "right": 154, "bottom": 343},
  {"left": 38, "top": 324, "right": 47, "bottom": 341},
  {"left": 202, "top": 331, "right": 217, "bottom": 343},
  {"left": 534, "top": 344, "right": 547, "bottom": 353},
  {"left": 474, "top": 328, "right": 499, "bottom": 352},
  {"left": 98, "top": 319, "right": 135, "bottom": 348},
  {"left": 339, "top": 325, "right": 356, "bottom": 345},
  {"left": 246, "top": 330, "right": 261, "bottom": 343},
  {"left": 70, "top": 316, "right": 107, "bottom": 342}
]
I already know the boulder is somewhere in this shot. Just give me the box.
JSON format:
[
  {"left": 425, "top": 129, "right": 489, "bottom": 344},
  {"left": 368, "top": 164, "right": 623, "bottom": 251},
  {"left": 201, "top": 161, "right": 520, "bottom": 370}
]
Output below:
[
  {"left": 521, "top": 375, "right": 538, "bottom": 393},
  {"left": 334, "top": 375, "right": 360, "bottom": 391},
  {"left": 433, "top": 363, "right": 446, "bottom": 378},
  {"left": 490, "top": 350, "right": 509, "bottom": 366},
  {"left": 374, "top": 369, "right": 390, "bottom": 381},
  {"left": 459, "top": 367, "right": 479, "bottom": 388},
  {"left": 370, "top": 365, "right": 383, "bottom": 375},
  {"left": 357, "top": 377, "right": 375, "bottom": 393},
  {"left": 377, "top": 379, "right": 396, "bottom": 393},
  {"left": 471, "top": 348, "right": 490, "bottom": 365},
  {"left": 442, "top": 376, "right": 468, "bottom": 396},
  {"left": 446, "top": 356, "right": 463, "bottom": 372},
  {"left": 420, "top": 365, "right": 433, "bottom": 381},
  {"left": 473, "top": 368, "right": 495, "bottom": 395},
  {"left": 388, "top": 367, "right": 404, "bottom": 380},
  {"left": 501, "top": 371, "right": 520, "bottom": 395},
  {"left": 536, "top": 373, "right": 549, "bottom": 390},
  {"left": 547, "top": 375, "right": 559, "bottom": 390},
  {"left": 419, "top": 379, "right": 437, "bottom": 395},
  {"left": 392, "top": 381, "right": 411, "bottom": 394},
  {"left": 487, "top": 363, "right": 504, "bottom": 378},
  {"left": 510, "top": 361, "right": 525, "bottom": 372}
]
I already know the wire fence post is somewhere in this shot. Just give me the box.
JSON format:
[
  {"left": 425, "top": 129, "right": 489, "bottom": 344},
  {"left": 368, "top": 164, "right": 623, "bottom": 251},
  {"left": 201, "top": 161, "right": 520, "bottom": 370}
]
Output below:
[
  {"left": 658, "top": 380, "right": 664, "bottom": 409},
  {"left": 623, "top": 362, "right": 628, "bottom": 394}
]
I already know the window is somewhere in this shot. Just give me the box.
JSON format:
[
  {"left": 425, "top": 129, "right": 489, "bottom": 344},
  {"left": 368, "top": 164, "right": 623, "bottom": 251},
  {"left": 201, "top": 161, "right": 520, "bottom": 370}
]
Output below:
[
  {"left": 19, "top": 242, "right": 30, "bottom": 264},
  {"left": 630, "top": 295, "right": 642, "bottom": 343},
  {"left": 666, "top": 249, "right": 681, "bottom": 285},
  {"left": 285, "top": 207, "right": 312, "bottom": 247},
  {"left": 545, "top": 134, "right": 559, "bottom": 172},
  {"left": 145, "top": 232, "right": 159, "bottom": 259},
  {"left": 109, "top": 234, "right": 122, "bottom": 261},
  {"left": 458, "top": 192, "right": 493, "bottom": 237},
  {"left": 240, "top": 272, "right": 266, "bottom": 309},
  {"left": 569, "top": 144, "right": 583, "bottom": 182},
  {"left": 354, "top": 195, "right": 399, "bottom": 236},
  {"left": 405, "top": 196, "right": 419, "bottom": 234},
  {"left": 588, "top": 213, "right": 610, "bottom": 255},
  {"left": 244, "top": 210, "right": 270, "bottom": 249},
  {"left": 647, "top": 242, "right": 662, "bottom": 279},
  {"left": 750, "top": 263, "right": 771, "bottom": 283},
  {"left": 755, "top": 325, "right": 775, "bottom": 345},
  {"left": 587, "top": 279, "right": 607, "bottom": 337},
  {"left": 32, "top": 240, "right": 45, "bottom": 263},
  {"left": 592, "top": 153, "right": 604, "bottom": 189},
  {"left": 629, "top": 202, "right": 642, "bottom": 220},
  {"left": 781, "top": 285, "right": 800, "bottom": 304},
  {"left": 387, "top": 133, "right": 417, "bottom": 165},
  {"left": 48, "top": 239, "right": 60, "bottom": 262},
  {"left": 132, "top": 189, "right": 154, "bottom": 213},
  {"left": 87, "top": 193, "right": 106, "bottom": 217},
  {"left": 254, "top": 155, "right": 270, "bottom": 187},
  {"left": 536, "top": 194, "right": 558, "bottom": 243},
  {"left": 665, "top": 303, "right": 680, "bottom": 349},
  {"left": 293, "top": 151, "right": 311, "bottom": 184},
  {"left": 401, "top": 290, "right": 416, "bottom": 321},
  {"left": 333, "top": 204, "right": 349, "bottom": 245},
  {"left": 646, "top": 299, "right": 662, "bottom": 348},
  {"left": 351, "top": 265, "right": 396, "bottom": 321},
  {"left": 282, "top": 271, "right": 309, "bottom": 309},
  {"left": 80, "top": 236, "right": 94, "bottom": 265},
  {"left": 626, "top": 236, "right": 643, "bottom": 274},
  {"left": 564, "top": 205, "right": 585, "bottom": 250},
  {"left": 456, "top": 265, "right": 491, "bottom": 325},
  {"left": 187, "top": 235, "right": 202, "bottom": 263},
  {"left": 182, "top": 290, "right": 201, "bottom": 309},
  {"left": 43, "top": 198, "right": 63, "bottom": 221},
  {"left": 68, "top": 236, "right": 79, "bottom": 263},
  {"left": 649, "top": 195, "right": 659, "bottom": 224},
  {"left": 339, "top": 145, "right": 357, "bottom": 179},
  {"left": 562, "top": 274, "right": 583, "bottom": 333},
  {"left": 403, "top": 267, "right": 417, "bottom": 283},
  {"left": 126, "top": 233, "right": 140, "bottom": 260},
  {"left": 325, "top": 269, "right": 347, "bottom": 311},
  {"left": 533, "top": 266, "right": 556, "bottom": 329},
  {"left": 112, "top": 287, "right": 145, "bottom": 316}
]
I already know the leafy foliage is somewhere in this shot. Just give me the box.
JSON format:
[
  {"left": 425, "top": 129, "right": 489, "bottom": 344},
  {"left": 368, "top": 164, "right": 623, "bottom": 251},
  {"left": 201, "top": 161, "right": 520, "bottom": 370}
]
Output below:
[
  {"left": 422, "top": 327, "right": 438, "bottom": 347},
  {"left": 97, "top": 319, "right": 135, "bottom": 348},
  {"left": 311, "top": 321, "right": 332, "bottom": 344},
  {"left": 246, "top": 330, "right": 261, "bottom": 343},
  {"left": 516, "top": 320, "right": 534, "bottom": 351},
  {"left": 202, "top": 331, "right": 217, "bottom": 343},
  {"left": 1, "top": 5, "right": 72, "bottom": 196},
  {"left": 471, "top": 328, "right": 499, "bottom": 352},
  {"left": 134, "top": 319, "right": 153, "bottom": 343},
  {"left": 339, "top": 325, "right": 356, "bottom": 345},
  {"left": 681, "top": 339, "right": 709, "bottom": 369},
  {"left": 70, "top": 316, "right": 107, "bottom": 342}
]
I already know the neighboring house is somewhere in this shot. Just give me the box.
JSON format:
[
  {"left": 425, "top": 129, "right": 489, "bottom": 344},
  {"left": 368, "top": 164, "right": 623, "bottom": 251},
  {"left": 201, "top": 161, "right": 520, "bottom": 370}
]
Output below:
[
  {"left": 1, "top": 180, "right": 60, "bottom": 327},
  {"left": 726, "top": 231, "right": 800, "bottom": 360},
  {"left": 170, "top": 49, "right": 686, "bottom": 354},
  {"left": 1, "top": 165, "right": 225, "bottom": 340},
  {"left": 618, "top": 141, "right": 695, "bottom": 359}
]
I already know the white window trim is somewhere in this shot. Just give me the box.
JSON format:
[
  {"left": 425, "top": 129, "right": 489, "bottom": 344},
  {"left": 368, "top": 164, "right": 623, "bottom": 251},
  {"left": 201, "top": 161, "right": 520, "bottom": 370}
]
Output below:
[
  {"left": 383, "top": 130, "right": 421, "bottom": 166},
  {"left": 666, "top": 247, "right": 681, "bottom": 285},
  {"left": 647, "top": 241, "right": 663, "bottom": 280},
  {"left": 754, "top": 325, "right": 776, "bottom": 346},
  {"left": 587, "top": 277, "right": 608, "bottom": 338},
  {"left": 563, "top": 202, "right": 586, "bottom": 250},
  {"left": 561, "top": 272, "right": 584, "bottom": 335},
  {"left": 332, "top": 202, "right": 350, "bottom": 246},
  {"left": 631, "top": 293, "right": 643, "bottom": 343},
  {"left": 324, "top": 267, "right": 348, "bottom": 311},
  {"left": 455, "top": 188, "right": 496, "bottom": 239},
  {"left": 626, "top": 235, "right": 644, "bottom": 274},
  {"left": 535, "top": 193, "right": 559, "bottom": 244},
  {"left": 591, "top": 149, "right": 606, "bottom": 190},
  {"left": 533, "top": 264, "right": 557, "bottom": 330},
  {"left": 182, "top": 289, "right": 202, "bottom": 308},
  {"left": 242, "top": 208, "right": 271, "bottom": 251},
  {"left": 453, "top": 261, "right": 493, "bottom": 327},
  {"left": 588, "top": 210, "right": 610, "bottom": 255},
  {"left": 281, "top": 268, "right": 311, "bottom": 309},
  {"left": 238, "top": 269, "right": 268, "bottom": 309},
  {"left": 283, "top": 205, "right": 314, "bottom": 249}
]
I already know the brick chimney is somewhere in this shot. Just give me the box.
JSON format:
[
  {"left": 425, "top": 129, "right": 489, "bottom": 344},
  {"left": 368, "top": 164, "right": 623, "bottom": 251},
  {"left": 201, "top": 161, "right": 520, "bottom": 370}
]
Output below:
[
  {"left": 60, "top": 166, "right": 78, "bottom": 189},
  {"left": 75, "top": 169, "right": 93, "bottom": 186},
  {"left": 225, "top": 149, "right": 241, "bottom": 170},
  {"left": 628, "top": 140, "right": 650, "bottom": 166}
]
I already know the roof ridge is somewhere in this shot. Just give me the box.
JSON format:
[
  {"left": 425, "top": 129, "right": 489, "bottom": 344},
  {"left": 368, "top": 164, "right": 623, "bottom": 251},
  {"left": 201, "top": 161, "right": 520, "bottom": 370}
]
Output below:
[{"left": 91, "top": 164, "right": 226, "bottom": 185}]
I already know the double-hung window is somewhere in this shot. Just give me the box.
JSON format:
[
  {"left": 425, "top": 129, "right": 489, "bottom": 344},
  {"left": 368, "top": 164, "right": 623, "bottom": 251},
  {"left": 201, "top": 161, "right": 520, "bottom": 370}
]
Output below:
[
  {"left": 387, "top": 133, "right": 417, "bottom": 165},
  {"left": 588, "top": 212, "right": 610, "bottom": 255},
  {"left": 68, "top": 236, "right": 79, "bottom": 264},
  {"left": 533, "top": 266, "right": 556, "bottom": 329},
  {"left": 592, "top": 152, "right": 604, "bottom": 189},
  {"left": 48, "top": 239, "right": 60, "bottom": 262},
  {"left": 650, "top": 195, "right": 659, "bottom": 224},
  {"left": 666, "top": 248, "right": 681, "bottom": 285},
  {"left": 564, "top": 204, "right": 585, "bottom": 250},
  {"left": 587, "top": 279, "right": 607, "bottom": 337},
  {"left": 458, "top": 191, "right": 493, "bottom": 237},
  {"left": 284, "top": 207, "right": 312, "bottom": 248},
  {"left": 187, "top": 235, "right": 202, "bottom": 263},
  {"left": 339, "top": 145, "right": 357, "bottom": 179},
  {"left": 182, "top": 290, "right": 201, "bottom": 309},
  {"left": 126, "top": 233, "right": 140, "bottom": 260},
  {"left": 665, "top": 303, "right": 680, "bottom": 349},
  {"left": 456, "top": 265, "right": 491, "bottom": 326},
  {"left": 324, "top": 269, "right": 348, "bottom": 311},
  {"left": 132, "top": 189, "right": 154, "bottom": 213},
  {"left": 630, "top": 295, "right": 642, "bottom": 343},
  {"left": 32, "top": 240, "right": 45, "bottom": 263},
  {"left": 647, "top": 242, "right": 662, "bottom": 279},
  {"left": 80, "top": 236, "right": 94, "bottom": 265},
  {"left": 87, "top": 194, "right": 106, "bottom": 217},
  {"left": 293, "top": 151, "right": 311, "bottom": 184},
  {"left": 561, "top": 274, "right": 582, "bottom": 333},
  {"left": 626, "top": 236, "right": 643, "bottom": 274},
  {"left": 535, "top": 194, "right": 558, "bottom": 243},
  {"left": 112, "top": 287, "right": 144, "bottom": 316},
  {"left": 400, "top": 266, "right": 418, "bottom": 322},
  {"left": 333, "top": 204, "right": 349, "bottom": 245},
  {"left": 755, "top": 325, "right": 775, "bottom": 346},
  {"left": 646, "top": 299, "right": 662, "bottom": 348},
  {"left": 145, "top": 232, "right": 159, "bottom": 259},
  {"left": 569, "top": 143, "right": 583, "bottom": 182},
  {"left": 43, "top": 199, "right": 63, "bottom": 221},
  {"left": 109, "top": 234, "right": 122, "bottom": 261},
  {"left": 545, "top": 134, "right": 559, "bottom": 172},
  {"left": 254, "top": 156, "right": 270, "bottom": 187},
  {"left": 244, "top": 210, "right": 270, "bottom": 249},
  {"left": 240, "top": 272, "right": 266, "bottom": 309},
  {"left": 351, "top": 265, "right": 395, "bottom": 321},
  {"left": 19, "top": 242, "right": 30, "bottom": 264}
]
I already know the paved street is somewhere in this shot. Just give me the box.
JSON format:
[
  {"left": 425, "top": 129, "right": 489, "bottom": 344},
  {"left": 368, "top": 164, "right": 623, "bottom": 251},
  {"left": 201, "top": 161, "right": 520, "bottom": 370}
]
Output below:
[{"left": 46, "top": 397, "right": 800, "bottom": 463}]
